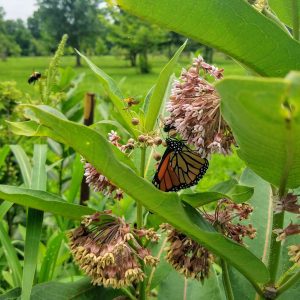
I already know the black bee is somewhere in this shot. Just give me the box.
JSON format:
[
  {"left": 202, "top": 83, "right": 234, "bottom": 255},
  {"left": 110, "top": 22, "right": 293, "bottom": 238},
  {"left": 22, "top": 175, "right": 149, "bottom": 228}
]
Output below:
[{"left": 28, "top": 72, "right": 41, "bottom": 85}]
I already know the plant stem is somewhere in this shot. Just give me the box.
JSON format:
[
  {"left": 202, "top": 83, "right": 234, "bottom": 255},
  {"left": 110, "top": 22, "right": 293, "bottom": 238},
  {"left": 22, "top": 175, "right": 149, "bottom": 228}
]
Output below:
[
  {"left": 276, "top": 263, "right": 298, "bottom": 287},
  {"left": 292, "top": 0, "right": 299, "bottom": 40},
  {"left": 121, "top": 288, "right": 138, "bottom": 300},
  {"left": 138, "top": 147, "right": 146, "bottom": 300},
  {"left": 277, "top": 269, "right": 300, "bottom": 296},
  {"left": 221, "top": 259, "right": 234, "bottom": 300},
  {"left": 267, "top": 187, "right": 285, "bottom": 284},
  {"left": 262, "top": 7, "right": 292, "bottom": 37}
]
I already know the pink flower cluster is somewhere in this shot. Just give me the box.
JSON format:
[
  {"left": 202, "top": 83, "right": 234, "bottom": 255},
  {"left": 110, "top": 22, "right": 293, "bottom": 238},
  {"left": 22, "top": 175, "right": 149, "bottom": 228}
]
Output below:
[{"left": 165, "top": 55, "right": 235, "bottom": 158}]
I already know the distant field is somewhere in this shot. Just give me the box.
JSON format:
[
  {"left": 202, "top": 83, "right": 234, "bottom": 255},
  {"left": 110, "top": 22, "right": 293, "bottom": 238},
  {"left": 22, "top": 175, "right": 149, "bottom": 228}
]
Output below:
[
  {"left": 0, "top": 53, "right": 246, "bottom": 189},
  {"left": 0, "top": 53, "right": 247, "bottom": 99}
]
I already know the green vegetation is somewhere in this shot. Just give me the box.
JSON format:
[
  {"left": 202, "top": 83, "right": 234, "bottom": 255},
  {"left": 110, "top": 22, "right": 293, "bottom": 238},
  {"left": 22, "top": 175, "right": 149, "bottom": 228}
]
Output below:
[
  {"left": 1, "top": 0, "right": 300, "bottom": 299},
  {"left": 0, "top": 53, "right": 246, "bottom": 98}
]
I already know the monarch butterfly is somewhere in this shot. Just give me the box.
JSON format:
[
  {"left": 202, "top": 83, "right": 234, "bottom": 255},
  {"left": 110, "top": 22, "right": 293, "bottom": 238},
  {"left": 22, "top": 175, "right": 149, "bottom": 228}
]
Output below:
[{"left": 152, "top": 138, "right": 209, "bottom": 192}]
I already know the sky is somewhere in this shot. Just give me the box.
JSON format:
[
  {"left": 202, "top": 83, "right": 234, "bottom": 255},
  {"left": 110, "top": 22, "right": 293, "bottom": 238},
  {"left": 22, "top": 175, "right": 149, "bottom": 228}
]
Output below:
[{"left": 0, "top": 0, "right": 37, "bottom": 20}]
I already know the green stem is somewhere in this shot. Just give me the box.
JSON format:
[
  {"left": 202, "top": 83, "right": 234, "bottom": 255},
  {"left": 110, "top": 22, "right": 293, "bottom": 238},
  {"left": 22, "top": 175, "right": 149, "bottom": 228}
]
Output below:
[
  {"left": 262, "top": 7, "right": 293, "bottom": 37},
  {"left": 267, "top": 187, "right": 285, "bottom": 284},
  {"left": 277, "top": 269, "right": 300, "bottom": 296},
  {"left": 221, "top": 259, "right": 234, "bottom": 300},
  {"left": 276, "top": 263, "right": 298, "bottom": 287},
  {"left": 121, "top": 288, "right": 137, "bottom": 300},
  {"left": 292, "top": 0, "right": 299, "bottom": 40},
  {"left": 138, "top": 147, "right": 146, "bottom": 300}
]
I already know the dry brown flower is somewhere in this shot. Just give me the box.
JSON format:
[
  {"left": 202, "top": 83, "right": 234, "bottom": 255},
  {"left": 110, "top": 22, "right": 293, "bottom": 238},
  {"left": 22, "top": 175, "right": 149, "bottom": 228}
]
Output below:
[
  {"left": 288, "top": 244, "right": 300, "bottom": 266},
  {"left": 203, "top": 199, "right": 256, "bottom": 244},
  {"left": 165, "top": 55, "right": 235, "bottom": 158},
  {"left": 274, "top": 193, "right": 300, "bottom": 214},
  {"left": 69, "top": 212, "right": 159, "bottom": 288},
  {"left": 273, "top": 223, "right": 300, "bottom": 242},
  {"left": 161, "top": 223, "right": 213, "bottom": 281}
]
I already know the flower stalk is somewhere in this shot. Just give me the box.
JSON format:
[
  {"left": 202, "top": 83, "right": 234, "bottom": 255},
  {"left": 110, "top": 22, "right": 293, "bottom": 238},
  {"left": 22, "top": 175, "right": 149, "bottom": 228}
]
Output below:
[
  {"left": 221, "top": 259, "right": 234, "bottom": 300},
  {"left": 138, "top": 146, "right": 146, "bottom": 300},
  {"left": 267, "top": 187, "right": 285, "bottom": 284}
]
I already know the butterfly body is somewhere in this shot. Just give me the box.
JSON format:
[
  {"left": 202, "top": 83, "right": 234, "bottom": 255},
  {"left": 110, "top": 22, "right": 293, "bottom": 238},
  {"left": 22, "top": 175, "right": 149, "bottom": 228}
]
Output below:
[{"left": 152, "top": 138, "right": 208, "bottom": 192}]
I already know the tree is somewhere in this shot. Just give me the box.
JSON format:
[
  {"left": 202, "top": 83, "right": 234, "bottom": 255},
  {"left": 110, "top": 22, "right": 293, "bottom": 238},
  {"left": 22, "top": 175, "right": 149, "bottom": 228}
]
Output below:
[
  {"left": 104, "top": 7, "right": 168, "bottom": 73},
  {"left": 36, "top": 0, "right": 103, "bottom": 66},
  {"left": 0, "top": 7, "right": 21, "bottom": 60}
]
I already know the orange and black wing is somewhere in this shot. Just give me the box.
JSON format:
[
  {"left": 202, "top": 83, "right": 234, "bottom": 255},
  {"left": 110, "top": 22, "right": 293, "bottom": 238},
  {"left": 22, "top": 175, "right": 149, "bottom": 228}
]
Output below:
[{"left": 152, "top": 147, "right": 208, "bottom": 192}]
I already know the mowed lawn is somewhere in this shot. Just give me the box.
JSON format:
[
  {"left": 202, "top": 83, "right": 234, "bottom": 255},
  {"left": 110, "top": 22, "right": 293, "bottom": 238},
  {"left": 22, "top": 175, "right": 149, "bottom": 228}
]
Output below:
[
  {"left": 0, "top": 53, "right": 247, "bottom": 98},
  {"left": 0, "top": 53, "right": 246, "bottom": 189}
]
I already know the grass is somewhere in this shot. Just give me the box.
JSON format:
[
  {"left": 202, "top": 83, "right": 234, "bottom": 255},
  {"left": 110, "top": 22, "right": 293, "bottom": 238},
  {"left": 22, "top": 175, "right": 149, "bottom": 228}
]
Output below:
[
  {"left": 0, "top": 52, "right": 246, "bottom": 189},
  {"left": 0, "top": 53, "right": 247, "bottom": 99}
]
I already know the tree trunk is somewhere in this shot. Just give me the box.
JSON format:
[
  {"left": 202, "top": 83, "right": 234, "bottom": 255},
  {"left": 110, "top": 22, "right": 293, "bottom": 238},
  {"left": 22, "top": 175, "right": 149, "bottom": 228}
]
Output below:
[
  {"left": 139, "top": 49, "right": 150, "bottom": 74},
  {"left": 130, "top": 52, "right": 137, "bottom": 67},
  {"left": 76, "top": 52, "right": 81, "bottom": 67},
  {"left": 203, "top": 46, "right": 214, "bottom": 64}
]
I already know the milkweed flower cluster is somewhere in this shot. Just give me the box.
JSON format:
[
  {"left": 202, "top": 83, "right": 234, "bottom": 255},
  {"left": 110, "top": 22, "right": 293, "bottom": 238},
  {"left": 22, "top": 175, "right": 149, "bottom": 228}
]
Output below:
[
  {"left": 164, "top": 55, "right": 235, "bottom": 158},
  {"left": 68, "top": 212, "right": 159, "bottom": 288},
  {"left": 288, "top": 244, "right": 300, "bottom": 266},
  {"left": 82, "top": 130, "right": 134, "bottom": 200},
  {"left": 274, "top": 223, "right": 300, "bottom": 242},
  {"left": 160, "top": 223, "right": 213, "bottom": 281},
  {"left": 202, "top": 199, "right": 256, "bottom": 244}
]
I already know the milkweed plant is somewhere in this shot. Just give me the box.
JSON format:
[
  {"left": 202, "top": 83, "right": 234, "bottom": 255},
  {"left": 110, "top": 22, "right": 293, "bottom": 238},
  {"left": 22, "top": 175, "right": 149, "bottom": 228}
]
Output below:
[{"left": 1, "top": 1, "right": 300, "bottom": 299}]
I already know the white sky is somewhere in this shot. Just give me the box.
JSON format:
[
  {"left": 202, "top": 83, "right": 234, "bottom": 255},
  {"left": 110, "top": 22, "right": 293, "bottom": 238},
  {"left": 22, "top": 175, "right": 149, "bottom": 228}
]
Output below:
[{"left": 0, "top": 0, "right": 37, "bottom": 20}]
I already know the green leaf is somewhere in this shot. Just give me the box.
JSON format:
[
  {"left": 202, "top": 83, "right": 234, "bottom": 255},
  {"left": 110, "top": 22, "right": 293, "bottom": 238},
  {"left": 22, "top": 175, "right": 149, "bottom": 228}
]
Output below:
[
  {"left": 181, "top": 184, "right": 254, "bottom": 207},
  {"left": 144, "top": 41, "right": 186, "bottom": 131},
  {"left": 0, "top": 278, "right": 123, "bottom": 300},
  {"left": 38, "top": 233, "right": 64, "bottom": 283},
  {"left": 0, "top": 185, "right": 96, "bottom": 219},
  {"left": 7, "top": 120, "right": 66, "bottom": 145},
  {"left": 218, "top": 72, "right": 300, "bottom": 189},
  {"left": 158, "top": 267, "right": 225, "bottom": 300},
  {"left": 228, "top": 169, "right": 272, "bottom": 299},
  {"left": 22, "top": 145, "right": 48, "bottom": 300},
  {"left": 10, "top": 145, "right": 32, "bottom": 188},
  {"left": 66, "top": 154, "right": 84, "bottom": 203},
  {"left": 0, "top": 222, "right": 22, "bottom": 287},
  {"left": 116, "top": 0, "right": 300, "bottom": 77},
  {"left": 0, "top": 287, "right": 21, "bottom": 300},
  {"left": 269, "top": 0, "right": 300, "bottom": 28},
  {"left": 0, "top": 201, "right": 13, "bottom": 219},
  {"left": 75, "top": 49, "right": 135, "bottom": 136},
  {"left": 0, "top": 145, "right": 10, "bottom": 168},
  {"left": 22, "top": 104, "right": 270, "bottom": 286}
]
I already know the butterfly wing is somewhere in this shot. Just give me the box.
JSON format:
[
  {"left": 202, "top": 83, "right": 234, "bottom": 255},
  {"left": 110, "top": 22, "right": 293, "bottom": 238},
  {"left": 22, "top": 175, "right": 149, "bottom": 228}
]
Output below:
[{"left": 152, "top": 145, "right": 208, "bottom": 192}]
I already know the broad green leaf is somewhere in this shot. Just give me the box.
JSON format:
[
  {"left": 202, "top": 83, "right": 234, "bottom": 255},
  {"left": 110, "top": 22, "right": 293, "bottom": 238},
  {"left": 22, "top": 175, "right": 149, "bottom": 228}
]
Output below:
[
  {"left": 22, "top": 145, "right": 48, "bottom": 300},
  {"left": 144, "top": 41, "right": 186, "bottom": 131},
  {"left": 0, "top": 287, "right": 21, "bottom": 300},
  {"left": 38, "top": 233, "right": 64, "bottom": 283},
  {"left": 0, "top": 222, "right": 22, "bottom": 287},
  {"left": 0, "top": 185, "right": 96, "bottom": 219},
  {"left": 0, "top": 145, "right": 10, "bottom": 167},
  {"left": 22, "top": 104, "right": 270, "bottom": 286},
  {"left": 116, "top": 0, "right": 300, "bottom": 77},
  {"left": 75, "top": 49, "right": 135, "bottom": 136},
  {"left": 181, "top": 185, "right": 254, "bottom": 207},
  {"left": 7, "top": 121, "right": 66, "bottom": 145},
  {"left": 0, "top": 278, "right": 122, "bottom": 300},
  {"left": 66, "top": 154, "right": 84, "bottom": 203},
  {"left": 10, "top": 145, "right": 32, "bottom": 188},
  {"left": 218, "top": 72, "right": 300, "bottom": 189},
  {"left": 158, "top": 267, "right": 225, "bottom": 300},
  {"left": 229, "top": 169, "right": 272, "bottom": 299},
  {"left": 269, "top": 0, "right": 300, "bottom": 28},
  {"left": 0, "top": 201, "right": 13, "bottom": 219}
]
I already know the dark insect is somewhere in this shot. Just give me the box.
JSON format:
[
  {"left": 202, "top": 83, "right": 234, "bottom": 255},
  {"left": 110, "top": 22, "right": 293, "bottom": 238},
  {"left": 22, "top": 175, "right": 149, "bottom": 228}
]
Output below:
[
  {"left": 152, "top": 138, "right": 209, "bottom": 192},
  {"left": 163, "top": 123, "right": 175, "bottom": 133},
  {"left": 123, "top": 97, "right": 140, "bottom": 110},
  {"left": 28, "top": 72, "right": 41, "bottom": 85}
]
